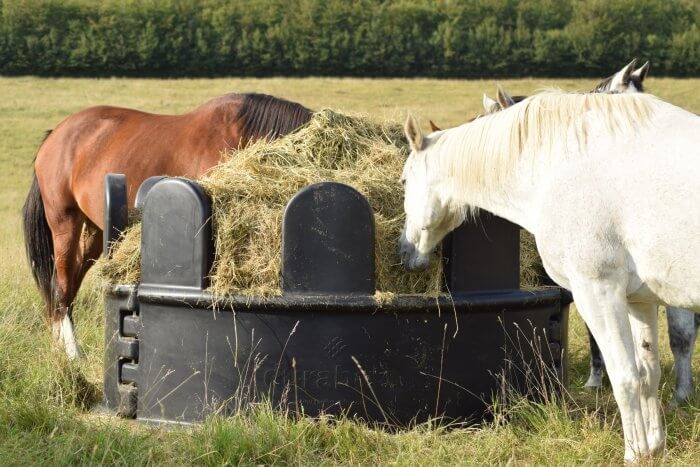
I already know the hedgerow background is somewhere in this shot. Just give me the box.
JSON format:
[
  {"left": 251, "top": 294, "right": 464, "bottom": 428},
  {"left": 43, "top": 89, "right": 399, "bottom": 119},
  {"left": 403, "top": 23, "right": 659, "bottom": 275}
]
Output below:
[{"left": 1, "top": 0, "right": 698, "bottom": 77}]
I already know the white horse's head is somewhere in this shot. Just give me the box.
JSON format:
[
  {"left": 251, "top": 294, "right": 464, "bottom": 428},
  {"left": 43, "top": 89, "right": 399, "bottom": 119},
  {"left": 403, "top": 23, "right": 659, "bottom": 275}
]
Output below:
[
  {"left": 484, "top": 85, "right": 518, "bottom": 113},
  {"left": 429, "top": 86, "right": 522, "bottom": 134},
  {"left": 399, "top": 86, "right": 524, "bottom": 270},
  {"left": 597, "top": 59, "right": 650, "bottom": 93},
  {"left": 399, "top": 116, "right": 464, "bottom": 271}
]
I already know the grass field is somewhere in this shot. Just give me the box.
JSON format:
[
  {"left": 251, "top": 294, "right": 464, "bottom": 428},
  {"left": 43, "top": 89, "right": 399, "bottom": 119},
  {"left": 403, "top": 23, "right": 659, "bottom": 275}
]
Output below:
[{"left": 1, "top": 76, "right": 699, "bottom": 464}]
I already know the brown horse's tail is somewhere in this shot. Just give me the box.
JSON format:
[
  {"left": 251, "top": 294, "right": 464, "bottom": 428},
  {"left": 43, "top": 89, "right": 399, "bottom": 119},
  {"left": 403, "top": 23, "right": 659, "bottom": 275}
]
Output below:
[{"left": 22, "top": 137, "right": 55, "bottom": 311}]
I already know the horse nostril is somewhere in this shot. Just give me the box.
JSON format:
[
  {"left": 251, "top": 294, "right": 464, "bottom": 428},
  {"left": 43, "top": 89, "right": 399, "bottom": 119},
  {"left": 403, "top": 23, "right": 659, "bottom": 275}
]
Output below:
[
  {"left": 398, "top": 241, "right": 415, "bottom": 262},
  {"left": 407, "top": 254, "right": 430, "bottom": 271}
]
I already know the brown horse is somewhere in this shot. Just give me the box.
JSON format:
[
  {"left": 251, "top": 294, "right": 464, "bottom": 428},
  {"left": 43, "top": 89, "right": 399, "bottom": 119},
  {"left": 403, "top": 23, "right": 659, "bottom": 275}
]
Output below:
[{"left": 22, "top": 93, "right": 312, "bottom": 358}]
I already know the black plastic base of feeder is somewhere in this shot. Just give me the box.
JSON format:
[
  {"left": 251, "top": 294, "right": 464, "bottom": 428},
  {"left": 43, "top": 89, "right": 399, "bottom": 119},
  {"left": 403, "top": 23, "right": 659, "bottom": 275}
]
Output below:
[
  {"left": 102, "top": 175, "right": 571, "bottom": 426},
  {"left": 105, "top": 286, "right": 569, "bottom": 425}
]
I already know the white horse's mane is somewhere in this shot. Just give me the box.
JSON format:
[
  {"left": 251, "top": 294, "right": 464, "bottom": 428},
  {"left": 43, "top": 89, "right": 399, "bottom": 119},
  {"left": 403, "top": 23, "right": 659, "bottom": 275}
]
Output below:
[{"left": 425, "top": 91, "right": 658, "bottom": 197}]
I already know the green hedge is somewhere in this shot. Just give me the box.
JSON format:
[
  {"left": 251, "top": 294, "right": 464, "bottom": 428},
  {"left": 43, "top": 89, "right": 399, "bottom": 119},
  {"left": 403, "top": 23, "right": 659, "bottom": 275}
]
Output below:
[{"left": 1, "top": 0, "right": 698, "bottom": 77}]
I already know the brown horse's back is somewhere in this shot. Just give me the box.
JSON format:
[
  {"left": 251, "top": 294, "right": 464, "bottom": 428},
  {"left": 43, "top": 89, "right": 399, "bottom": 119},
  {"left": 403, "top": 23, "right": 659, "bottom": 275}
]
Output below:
[{"left": 36, "top": 94, "right": 246, "bottom": 228}]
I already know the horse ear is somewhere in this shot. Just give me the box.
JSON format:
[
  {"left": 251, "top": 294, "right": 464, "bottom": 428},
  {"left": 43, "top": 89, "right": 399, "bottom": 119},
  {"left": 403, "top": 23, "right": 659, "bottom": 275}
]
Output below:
[
  {"left": 496, "top": 85, "right": 515, "bottom": 109},
  {"left": 482, "top": 94, "right": 499, "bottom": 114},
  {"left": 632, "top": 60, "right": 650, "bottom": 82},
  {"left": 404, "top": 115, "right": 424, "bottom": 152},
  {"left": 429, "top": 120, "right": 441, "bottom": 132},
  {"left": 619, "top": 58, "right": 638, "bottom": 85}
]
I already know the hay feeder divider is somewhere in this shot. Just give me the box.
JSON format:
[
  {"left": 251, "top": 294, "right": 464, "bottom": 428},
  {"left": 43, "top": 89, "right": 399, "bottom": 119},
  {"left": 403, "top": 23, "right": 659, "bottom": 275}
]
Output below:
[{"left": 102, "top": 173, "right": 571, "bottom": 425}]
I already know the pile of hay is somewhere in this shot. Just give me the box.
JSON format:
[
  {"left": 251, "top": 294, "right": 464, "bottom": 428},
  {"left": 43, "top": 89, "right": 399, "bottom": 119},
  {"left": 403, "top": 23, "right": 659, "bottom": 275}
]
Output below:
[
  {"left": 97, "top": 110, "right": 444, "bottom": 297},
  {"left": 97, "top": 109, "right": 546, "bottom": 297}
]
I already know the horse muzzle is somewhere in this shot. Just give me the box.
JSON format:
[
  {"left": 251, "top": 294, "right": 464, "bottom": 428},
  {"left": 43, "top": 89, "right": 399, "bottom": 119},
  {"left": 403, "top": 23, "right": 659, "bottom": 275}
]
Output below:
[{"left": 398, "top": 235, "right": 430, "bottom": 272}]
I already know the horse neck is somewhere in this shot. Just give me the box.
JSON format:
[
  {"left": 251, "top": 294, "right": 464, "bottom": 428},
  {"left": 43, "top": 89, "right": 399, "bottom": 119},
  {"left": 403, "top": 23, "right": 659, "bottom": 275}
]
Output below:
[
  {"left": 436, "top": 126, "right": 541, "bottom": 233},
  {"left": 454, "top": 165, "right": 538, "bottom": 233},
  {"left": 439, "top": 93, "right": 666, "bottom": 233}
]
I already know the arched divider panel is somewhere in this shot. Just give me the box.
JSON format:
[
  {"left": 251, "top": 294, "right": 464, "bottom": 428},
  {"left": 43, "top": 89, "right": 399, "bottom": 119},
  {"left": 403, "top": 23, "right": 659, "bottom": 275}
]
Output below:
[
  {"left": 282, "top": 182, "right": 375, "bottom": 295},
  {"left": 135, "top": 176, "right": 167, "bottom": 210},
  {"left": 103, "top": 173, "right": 128, "bottom": 258},
  {"left": 442, "top": 212, "right": 520, "bottom": 292},
  {"left": 140, "top": 178, "right": 213, "bottom": 291}
]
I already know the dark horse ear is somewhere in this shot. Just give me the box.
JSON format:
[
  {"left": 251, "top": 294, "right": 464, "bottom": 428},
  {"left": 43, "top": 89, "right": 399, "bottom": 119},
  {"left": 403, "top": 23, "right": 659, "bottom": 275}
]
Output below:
[
  {"left": 632, "top": 60, "right": 650, "bottom": 82},
  {"left": 619, "top": 58, "right": 638, "bottom": 85},
  {"left": 429, "top": 120, "right": 441, "bottom": 132},
  {"left": 404, "top": 114, "right": 424, "bottom": 152}
]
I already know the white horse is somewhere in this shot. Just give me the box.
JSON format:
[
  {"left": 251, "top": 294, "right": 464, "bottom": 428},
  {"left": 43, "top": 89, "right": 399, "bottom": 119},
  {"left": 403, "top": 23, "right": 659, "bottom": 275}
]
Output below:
[
  {"left": 478, "top": 61, "right": 698, "bottom": 405},
  {"left": 399, "top": 91, "right": 700, "bottom": 461}
]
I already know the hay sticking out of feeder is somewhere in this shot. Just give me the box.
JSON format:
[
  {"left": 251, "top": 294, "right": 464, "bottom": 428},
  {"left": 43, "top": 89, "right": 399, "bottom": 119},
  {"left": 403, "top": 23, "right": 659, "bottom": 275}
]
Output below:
[
  {"left": 98, "top": 224, "right": 142, "bottom": 285},
  {"left": 97, "top": 109, "right": 444, "bottom": 297},
  {"left": 520, "top": 230, "right": 544, "bottom": 289}
]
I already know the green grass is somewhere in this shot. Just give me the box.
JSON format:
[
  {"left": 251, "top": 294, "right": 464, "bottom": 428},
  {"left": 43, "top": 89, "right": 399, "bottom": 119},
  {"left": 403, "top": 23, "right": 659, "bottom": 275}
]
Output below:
[{"left": 1, "top": 76, "right": 700, "bottom": 465}]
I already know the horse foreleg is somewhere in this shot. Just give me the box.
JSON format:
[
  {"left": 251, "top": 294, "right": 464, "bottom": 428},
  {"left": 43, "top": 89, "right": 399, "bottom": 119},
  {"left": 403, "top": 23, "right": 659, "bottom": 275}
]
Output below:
[
  {"left": 629, "top": 303, "right": 664, "bottom": 455},
  {"left": 571, "top": 278, "right": 651, "bottom": 462},
  {"left": 584, "top": 325, "right": 606, "bottom": 388},
  {"left": 667, "top": 307, "right": 698, "bottom": 405}
]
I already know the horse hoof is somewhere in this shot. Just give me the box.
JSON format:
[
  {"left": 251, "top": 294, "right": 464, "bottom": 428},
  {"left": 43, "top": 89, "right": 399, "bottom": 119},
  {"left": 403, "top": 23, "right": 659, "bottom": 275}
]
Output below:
[
  {"left": 668, "top": 394, "right": 692, "bottom": 410},
  {"left": 68, "top": 346, "right": 86, "bottom": 361},
  {"left": 584, "top": 377, "right": 603, "bottom": 389}
]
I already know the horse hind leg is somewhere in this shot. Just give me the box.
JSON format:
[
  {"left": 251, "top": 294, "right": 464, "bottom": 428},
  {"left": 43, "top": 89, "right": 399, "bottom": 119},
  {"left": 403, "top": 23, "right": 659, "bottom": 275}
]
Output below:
[
  {"left": 47, "top": 209, "right": 87, "bottom": 359},
  {"left": 667, "top": 307, "right": 698, "bottom": 405},
  {"left": 53, "top": 310, "right": 80, "bottom": 360},
  {"left": 584, "top": 325, "right": 606, "bottom": 388}
]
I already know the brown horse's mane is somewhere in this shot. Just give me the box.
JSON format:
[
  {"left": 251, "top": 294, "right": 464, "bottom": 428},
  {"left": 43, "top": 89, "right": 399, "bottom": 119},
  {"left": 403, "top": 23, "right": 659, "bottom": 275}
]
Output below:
[{"left": 237, "top": 93, "right": 313, "bottom": 146}]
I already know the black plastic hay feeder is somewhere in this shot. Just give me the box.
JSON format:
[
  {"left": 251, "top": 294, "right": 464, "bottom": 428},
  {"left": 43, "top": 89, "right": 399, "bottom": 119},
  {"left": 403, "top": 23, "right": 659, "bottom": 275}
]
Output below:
[{"left": 102, "top": 174, "right": 571, "bottom": 425}]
